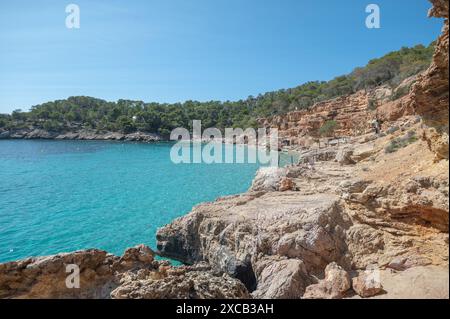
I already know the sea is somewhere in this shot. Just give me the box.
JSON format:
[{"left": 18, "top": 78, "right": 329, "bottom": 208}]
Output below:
[{"left": 0, "top": 140, "right": 295, "bottom": 263}]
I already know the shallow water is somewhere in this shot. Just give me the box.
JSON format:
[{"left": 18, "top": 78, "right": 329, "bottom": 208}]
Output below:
[{"left": 0, "top": 140, "right": 282, "bottom": 263}]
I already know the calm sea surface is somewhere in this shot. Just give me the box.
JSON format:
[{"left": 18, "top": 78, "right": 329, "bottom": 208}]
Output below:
[{"left": 0, "top": 140, "right": 292, "bottom": 263}]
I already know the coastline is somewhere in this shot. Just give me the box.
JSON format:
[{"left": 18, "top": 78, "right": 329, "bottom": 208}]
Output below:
[
  {"left": 1, "top": 0, "right": 448, "bottom": 299},
  {"left": 0, "top": 128, "right": 163, "bottom": 143}
]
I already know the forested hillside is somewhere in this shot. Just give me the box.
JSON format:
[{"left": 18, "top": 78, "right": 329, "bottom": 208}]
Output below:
[{"left": 0, "top": 43, "right": 434, "bottom": 136}]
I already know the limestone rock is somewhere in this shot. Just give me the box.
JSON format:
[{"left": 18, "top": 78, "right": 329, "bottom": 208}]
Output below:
[
  {"left": 302, "top": 262, "right": 351, "bottom": 299},
  {"left": 351, "top": 143, "right": 376, "bottom": 162},
  {"left": 0, "top": 245, "right": 250, "bottom": 299},
  {"left": 249, "top": 167, "right": 288, "bottom": 192},
  {"left": 252, "top": 258, "right": 310, "bottom": 299},
  {"left": 157, "top": 192, "right": 352, "bottom": 295},
  {"left": 409, "top": 0, "right": 449, "bottom": 160},
  {"left": 335, "top": 147, "right": 355, "bottom": 165},
  {"left": 352, "top": 268, "right": 383, "bottom": 298},
  {"left": 117, "top": 244, "right": 156, "bottom": 271},
  {"left": 0, "top": 129, "right": 162, "bottom": 142},
  {"left": 299, "top": 147, "right": 337, "bottom": 164},
  {"left": 111, "top": 263, "right": 250, "bottom": 299},
  {"left": 0, "top": 249, "right": 120, "bottom": 299},
  {"left": 278, "top": 177, "right": 296, "bottom": 192},
  {"left": 257, "top": 90, "right": 374, "bottom": 147}
]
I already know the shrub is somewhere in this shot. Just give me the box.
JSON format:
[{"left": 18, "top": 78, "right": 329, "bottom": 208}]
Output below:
[
  {"left": 319, "top": 120, "right": 339, "bottom": 137},
  {"left": 385, "top": 130, "right": 418, "bottom": 153},
  {"left": 43, "top": 120, "right": 61, "bottom": 131},
  {"left": 367, "top": 98, "right": 378, "bottom": 111},
  {"left": 390, "top": 84, "right": 411, "bottom": 101},
  {"left": 386, "top": 126, "right": 400, "bottom": 135},
  {"left": 116, "top": 115, "right": 136, "bottom": 134}
]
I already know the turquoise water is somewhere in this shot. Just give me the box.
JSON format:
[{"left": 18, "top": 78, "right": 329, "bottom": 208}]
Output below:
[{"left": 0, "top": 140, "right": 268, "bottom": 263}]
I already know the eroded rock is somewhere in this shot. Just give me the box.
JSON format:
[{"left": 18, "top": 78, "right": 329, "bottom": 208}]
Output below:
[
  {"left": 302, "top": 262, "right": 351, "bottom": 299},
  {"left": 352, "top": 267, "right": 383, "bottom": 298},
  {"left": 0, "top": 245, "right": 249, "bottom": 299},
  {"left": 252, "top": 258, "right": 310, "bottom": 299},
  {"left": 111, "top": 263, "right": 250, "bottom": 299}
]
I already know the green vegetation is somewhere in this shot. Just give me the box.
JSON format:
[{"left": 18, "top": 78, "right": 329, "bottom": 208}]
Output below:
[
  {"left": 390, "top": 84, "right": 412, "bottom": 101},
  {"left": 319, "top": 120, "right": 339, "bottom": 137},
  {"left": 0, "top": 44, "right": 434, "bottom": 136},
  {"left": 385, "top": 130, "right": 418, "bottom": 153},
  {"left": 367, "top": 98, "right": 378, "bottom": 111}
]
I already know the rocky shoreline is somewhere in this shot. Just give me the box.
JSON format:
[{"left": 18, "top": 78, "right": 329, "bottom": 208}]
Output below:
[
  {"left": 156, "top": 124, "right": 449, "bottom": 298},
  {"left": 0, "top": 128, "right": 163, "bottom": 143},
  {"left": 0, "top": 0, "right": 448, "bottom": 300},
  {"left": 0, "top": 245, "right": 249, "bottom": 299}
]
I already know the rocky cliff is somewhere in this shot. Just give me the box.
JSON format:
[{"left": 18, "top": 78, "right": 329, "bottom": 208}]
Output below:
[
  {"left": 257, "top": 90, "right": 374, "bottom": 142},
  {"left": 0, "top": 0, "right": 448, "bottom": 300},
  {"left": 157, "top": 125, "right": 449, "bottom": 298},
  {"left": 0, "top": 245, "right": 249, "bottom": 299},
  {"left": 257, "top": 79, "right": 418, "bottom": 150},
  {"left": 157, "top": 0, "right": 449, "bottom": 299},
  {"left": 410, "top": 0, "right": 449, "bottom": 160},
  {"left": 258, "top": 0, "right": 448, "bottom": 159}
]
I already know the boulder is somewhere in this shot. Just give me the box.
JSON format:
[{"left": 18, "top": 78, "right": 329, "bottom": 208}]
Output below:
[
  {"left": 351, "top": 143, "right": 376, "bottom": 162},
  {"left": 249, "top": 167, "right": 288, "bottom": 192},
  {"left": 0, "top": 131, "right": 10, "bottom": 139},
  {"left": 302, "top": 262, "right": 351, "bottom": 299},
  {"left": 335, "top": 147, "right": 355, "bottom": 165},
  {"left": 111, "top": 263, "right": 250, "bottom": 299},
  {"left": 352, "top": 267, "right": 383, "bottom": 298},
  {"left": 300, "top": 148, "right": 337, "bottom": 164},
  {"left": 252, "top": 258, "right": 310, "bottom": 299},
  {"left": 278, "top": 177, "right": 296, "bottom": 192}
]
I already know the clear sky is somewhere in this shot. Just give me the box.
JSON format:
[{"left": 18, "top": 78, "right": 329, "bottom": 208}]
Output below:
[{"left": 0, "top": 0, "right": 443, "bottom": 113}]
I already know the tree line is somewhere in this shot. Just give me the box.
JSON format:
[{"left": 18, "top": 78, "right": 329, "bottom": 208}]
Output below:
[{"left": 0, "top": 43, "right": 434, "bottom": 137}]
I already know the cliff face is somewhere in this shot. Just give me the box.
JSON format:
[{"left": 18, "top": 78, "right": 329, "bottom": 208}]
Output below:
[
  {"left": 157, "top": 0, "right": 449, "bottom": 299},
  {"left": 0, "top": 245, "right": 249, "bottom": 299},
  {"left": 258, "top": 81, "right": 418, "bottom": 149},
  {"left": 0, "top": 0, "right": 448, "bottom": 300},
  {"left": 410, "top": 0, "right": 449, "bottom": 160},
  {"left": 411, "top": 0, "right": 449, "bottom": 128},
  {"left": 258, "top": 91, "right": 372, "bottom": 145},
  {"left": 157, "top": 128, "right": 449, "bottom": 298}
]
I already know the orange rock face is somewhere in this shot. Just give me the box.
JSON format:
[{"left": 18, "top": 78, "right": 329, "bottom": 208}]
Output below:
[
  {"left": 258, "top": 91, "right": 374, "bottom": 147},
  {"left": 409, "top": 0, "right": 449, "bottom": 160},
  {"left": 259, "top": 1, "right": 449, "bottom": 161}
]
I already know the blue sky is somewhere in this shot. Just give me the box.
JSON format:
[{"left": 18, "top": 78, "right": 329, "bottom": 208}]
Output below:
[{"left": 0, "top": 0, "right": 443, "bottom": 113}]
